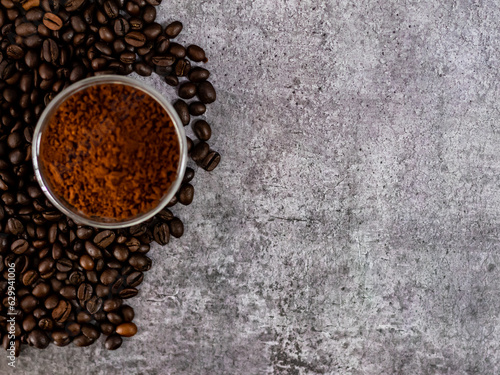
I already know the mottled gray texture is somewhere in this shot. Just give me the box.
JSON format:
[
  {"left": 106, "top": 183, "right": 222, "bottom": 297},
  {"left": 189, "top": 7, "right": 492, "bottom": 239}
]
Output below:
[{"left": 5, "top": 0, "right": 500, "bottom": 374}]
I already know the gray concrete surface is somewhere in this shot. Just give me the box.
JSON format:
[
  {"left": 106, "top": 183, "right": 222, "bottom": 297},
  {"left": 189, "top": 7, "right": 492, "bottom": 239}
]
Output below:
[{"left": 5, "top": 0, "right": 500, "bottom": 374}]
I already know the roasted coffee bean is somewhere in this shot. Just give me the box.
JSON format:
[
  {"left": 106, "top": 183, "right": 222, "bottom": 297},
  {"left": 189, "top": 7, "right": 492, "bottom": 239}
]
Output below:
[
  {"left": 7, "top": 218, "right": 25, "bottom": 235},
  {"left": 121, "top": 305, "right": 135, "bottom": 322},
  {"left": 103, "top": 297, "right": 122, "bottom": 312},
  {"left": 107, "top": 312, "right": 123, "bottom": 325},
  {"left": 86, "top": 295, "right": 103, "bottom": 314},
  {"left": 120, "top": 51, "right": 136, "bottom": 64},
  {"left": 95, "top": 41, "right": 113, "bottom": 55},
  {"left": 94, "top": 230, "right": 116, "bottom": 248},
  {"left": 77, "top": 283, "right": 93, "bottom": 302},
  {"left": 99, "top": 26, "right": 115, "bottom": 43},
  {"left": 22, "top": 270, "right": 39, "bottom": 286},
  {"left": 188, "top": 67, "right": 210, "bottom": 83},
  {"left": 56, "top": 259, "right": 72, "bottom": 273},
  {"left": 190, "top": 141, "right": 210, "bottom": 162},
  {"left": 153, "top": 223, "right": 169, "bottom": 245},
  {"left": 77, "top": 311, "right": 92, "bottom": 323},
  {"left": 69, "top": 271, "right": 85, "bottom": 285},
  {"left": 152, "top": 55, "right": 175, "bottom": 66},
  {"left": 79, "top": 254, "right": 95, "bottom": 270},
  {"left": 165, "top": 75, "right": 179, "bottom": 86},
  {"left": 169, "top": 42, "right": 186, "bottom": 59},
  {"left": 64, "top": 0, "right": 85, "bottom": 11},
  {"left": 42, "top": 13, "right": 63, "bottom": 31},
  {"left": 23, "top": 314, "right": 37, "bottom": 332},
  {"left": 169, "top": 217, "right": 184, "bottom": 238},
  {"left": 70, "top": 16, "right": 87, "bottom": 33},
  {"left": 16, "top": 22, "right": 37, "bottom": 37},
  {"left": 143, "top": 22, "right": 162, "bottom": 40},
  {"left": 52, "top": 300, "right": 71, "bottom": 323},
  {"left": 187, "top": 45, "right": 207, "bottom": 62},
  {"left": 197, "top": 81, "right": 216, "bottom": 104},
  {"left": 81, "top": 324, "right": 100, "bottom": 340},
  {"left": 105, "top": 334, "right": 123, "bottom": 350},
  {"left": 119, "top": 287, "right": 138, "bottom": 299},
  {"left": 134, "top": 62, "right": 152, "bottom": 76},
  {"left": 32, "top": 283, "right": 50, "bottom": 298},
  {"left": 112, "top": 244, "right": 129, "bottom": 262},
  {"left": 20, "top": 295, "right": 38, "bottom": 312},
  {"left": 174, "top": 59, "right": 190, "bottom": 76},
  {"left": 95, "top": 284, "right": 110, "bottom": 298},
  {"left": 114, "top": 17, "right": 130, "bottom": 36},
  {"left": 116, "top": 322, "right": 137, "bottom": 337},
  {"left": 28, "top": 330, "right": 50, "bottom": 349},
  {"left": 178, "top": 82, "right": 197, "bottom": 99},
  {"left": 174, "top": 100, "right": 190, "bottom": 125},
  {"left": 38, "top": 317, "right": 54, "bottom": 331},
  {"left": 142, "top": 5, "right": 156, "bottom": 23},
  {"left": 100, "top": 269, "right": 119, "bottom": 285},
  {"left": 73, "top": 334, "right": 93, "bottom": 347},
  {"left": 42, "top": 39, "right": 59, "bottom": 63},
  {"left": 85, "top": 241, "right": 103, "bottom": 259},
  {"left": 66, "top": 322, "right": 81, "bottom": 336},
  {"left": 193, "top": 120, "right": 212, "bottom": 141},
  {"left": 200, "top": 150, "right": 221, "bottom": 171},
  {"left": 60, "top": 286, "right": 77, "bottom": 300},
  {"left": 104, "top": 0, "right": 119, "bottom": 18},
  {"left": 6, "top": 45, "right": 24, "bottom": 59},
  {"left": 178, "top": 183, "right": 194, "bottom": 205},
  {"left": 129, "top": 254, "right": 151, "bottom": 271},
  {"left": 125, "top": 31, "right": 146, "bottom": 47},
  {"left": 189, "top": 101, "right": 206, "bottom": 116},
  {"left": 76, "top": 227, "right": 93, "bottom": 240},
  {"left": 165, "top": 21, "right": 182, "bottom": 38}
]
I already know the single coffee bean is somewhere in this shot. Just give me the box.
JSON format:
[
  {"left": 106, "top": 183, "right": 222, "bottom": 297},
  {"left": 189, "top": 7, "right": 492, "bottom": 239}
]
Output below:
[
  {"left": 86, "top": 270, "right": 99, "bottom": 284},
  {"left": 200, "top": 150, "right": 221, "bottom": 172},
  {"left": 104, "top": 0, "right": 119, "bottom": 18},
  {"left": 105, "top": 334, "right": 123, "bottom": 350},
  {"left": 178, "top": 183, "right": 194, "bottom": 205},
  {"left": 60, "top": 286, "right": 77, "bottom": 300},
  {"left": 16, "top": 22, "right": 37, "bottom": 37},
  {"left": 100, "top": 269, "right": 119, "bottom": 285},
  {"left": 119, "top": 287, "right": 138, "bottom": 299},
  {"left": 22, "top": 270, "right": 39, "bottom": 286},
  {"left": 28, "top": 330, "right": 50, "bottom": 349},
  {"left": 99, "top": 26, "right": 115, "bottom": 43},
  {"left": 107, "top": 312, "right": 123, "bottom": 325},
  {"left": 103, "top": 297, "right": 122, "bottom": 312},
  {"left": 77, "top": 283, "right": 93, "bottom": 302},
  {"left": 187, "top": 44, "right": 207, "bottom": 62},
  {"left": 125, "top": 2, "right": 141, "bottom": 17},
  {"left": 169, "top": 42, "right": 186, "bottom": 59},
  {"left": 165, "top": 75, "right": 179, "bottom": 86},
  {"left": 128, "top": 254, "right": 152, "bottom": 271},
  {"left": 121, "top": 305, "right": 135, "bottom": 322},
  {"left": 197, "top": 81, "right": 216, "bottom": 104},
  {"left": 42, "top": 12, "right": 63, "bottom": 30},
  {"left": 20, "top": 295, "right": 38, "bottom": 312},
  {"left": 190, "top": 141, "right": 210, "bottom": 162},
  {"left": 73, "top": 334, "right": 93, "bottom": 347},
  {"left": 134, "top": 62, "right": 152, "bottom": 76},
  {"left": 95, "top": 41, "right": 113, "bottom": 55},
  {"left": 143, "top": 22, "right": 162, "bottom": 40},
  {"left": 85, "top": 241, "right": 103, "bottom": 259},
  {"left": 32, "top": 283, "right": 50, "bottom": 298},
  {"left": 151, "top": 55, "right": 175, "bottom": 66},
  {"left": 165, "top": 21, "right": 182, "bottom": 38},
  {"left": 52, "top": 300, "right": 71, "bottom": 323},
  {"left": 76, "top": 227, "right": 93, "bottom": 240},
  {"left": 70, "top": 15, "right": 87, "bottom": 33},
  {"left": 125, "top": 237, "right": 140, "bottom": 252},
  {"left": 64, "top": 0, "right": 85, "bottom": 11},
  {"left": 189, "top": 101, "right": 206, "bottom": 116},
  {"left": 25, "top": 8, "right": 44, "bottom": 22},
  {"left": 94, "top": 230, "right": 116, "bottom": 248},
  {"left": 7, "top": 218, "right": 24, "bottom": 235},
  {"left": 174, "top": 100, "right": 190, "bottom": 125},
  {"left": 116, "top": 322, "right": 137, "bottom": 337},
  {"left": 169, "top": 217, "right": 184, "bottom": 238},
  {"left": 142, "top": 5, "right": 156, "bottom": 23},
  {"left": 153, "top": 222, "right": 169, "bottom": 245},
  {"left": 113, "top": 17, "right": 130, "bottom": 36},
  {"left": 23, "top": 314, "right": 37, "bottom": 332},
  {"left": 126, "top": 271, "right": 143, "bottom": 287},
  {"left": 86, "top": 295, "right": 103, "bottom": 314},
  {"left": 6, "top": 45, "right": 24, "bottom": 59},
  {"left": 112, "top": 244, "right": 129, "bottom": 262},
  {"left": 125, "top": 31, "right": 146, "bottom": 47},
  {"left": 69, "top": 271, "right": 85, "bottom": 285},
  {"left": 95, "top": 284, "right": 110, "bottom": 298},
  {"left": 42, "top": 39, "right": 59, "bottom": 63},
  {"left": 193, "top": 120, "right": 212, "bottom": 141},
  {"left": 174, "top": 59, "right": 190, "bottom": 76},
  {"left": 81, "top": 324, "right": 100, "bottom": 340},
  {"left": 178, "top": 82, "right": 197, "bottom": 99},
  {"left": 188, "top": 67, "right": 210, "bottom": 83},
  {"left": 77, "top": 311, "right": 92, "bottom": 323}
]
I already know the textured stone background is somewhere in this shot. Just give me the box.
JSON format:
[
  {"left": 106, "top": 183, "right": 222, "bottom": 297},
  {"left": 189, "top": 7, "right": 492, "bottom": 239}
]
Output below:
[{"left": 5, "top": 0, "right": 500, "bottom": 374}]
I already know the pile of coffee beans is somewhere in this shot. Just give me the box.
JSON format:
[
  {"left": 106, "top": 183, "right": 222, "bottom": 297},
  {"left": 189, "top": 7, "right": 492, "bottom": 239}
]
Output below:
[{"left": 0, "top": 0, "right": 220, "bottom": 355}]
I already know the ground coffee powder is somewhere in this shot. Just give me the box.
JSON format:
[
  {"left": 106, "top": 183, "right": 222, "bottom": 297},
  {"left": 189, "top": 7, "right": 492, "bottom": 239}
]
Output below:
[{"left": 40, "top": 83, "right": 180, "bottom": 220}]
